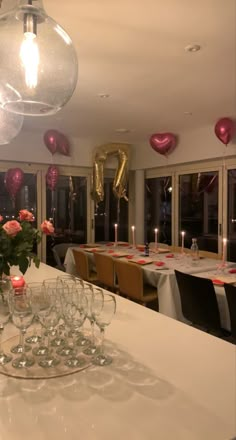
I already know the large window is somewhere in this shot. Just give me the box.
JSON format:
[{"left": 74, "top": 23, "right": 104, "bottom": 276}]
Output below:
[
  {"left": 46, "top": 175, "right": 87, "bottom": 266},
  {"left": 227, "top": 169, "right": 236, "bottom": 262},
  {"left": 179, "top": 171, "right": 219, "bottom": 251},
  {"left": 145, "top": 176, "right": 172, "bottom": 244}
]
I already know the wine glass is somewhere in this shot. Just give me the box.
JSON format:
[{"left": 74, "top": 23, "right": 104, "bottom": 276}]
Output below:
[
  {"left": 25, "top": 282, "right": 43, "bottom": 344},
  {"left": 0, "top": 277, "right": 12, "bottom": 365},
  {"left": 37, "top": 289, "right": 60, "bottom": 368},
  {"left": 62, "top": 289, "right": 88, "bottom": 368},
  {"left": 92, "top": 293, "right": 116, "bottom": 366},
  {"left": 43, "top": 278, "right": 66, "bottom": 347},
  {"left": 10, "top": 287, "right": 35, "bottom": 368},
  {"left": 83, "top": 286, "right": 104, "bottom": 356}
]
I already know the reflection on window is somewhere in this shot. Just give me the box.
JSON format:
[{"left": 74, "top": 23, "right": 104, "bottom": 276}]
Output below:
[
  {"left": 46, "top": 176, "right": 87, "bottom": 266},
  {"left": 145, "top": 177, "right": 172, "bottom": 244},
  {"left": 227, "top": 170, "right": 236, "bottom": 262},
  {"left": 179, "top": 172, "right": 218, "bottom": 251},
  {"left": 95, "top": 178, "right": 128, "bottom": 242}
]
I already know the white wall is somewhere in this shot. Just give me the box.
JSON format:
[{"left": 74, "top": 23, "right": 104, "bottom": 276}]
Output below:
[{"left": 130, "top": 124, "right": 236, "bottom": 170}]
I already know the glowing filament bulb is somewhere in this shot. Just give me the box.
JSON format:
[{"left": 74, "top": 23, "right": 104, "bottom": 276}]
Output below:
[{"left": 20, "top": 32, "right": 39, "bottom": 89}]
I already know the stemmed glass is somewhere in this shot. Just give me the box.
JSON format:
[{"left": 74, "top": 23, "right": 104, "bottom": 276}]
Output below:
[
  {"left": 43, "top": 278, "right": 66, "bottom": 347},
  {"left": 10, "top": 287, "right": 35, "bottom": 368},
  {"left": 37, "top": 288, "right": 60, "bottom": 368},
  {"left": 0, "top": 277, "right": 12, "bottom": 365},
  {"left": 83, "top": 286, "right": 104, "bottom": 356},
  {"left": 25, "top": 282, "right": 43, "bottom": 344},
  {"left": 62, "top": 288, "right": 88, "bottom": 368},
  {"left": 92, "top": 293, "right": 116, "bottom": 366}
]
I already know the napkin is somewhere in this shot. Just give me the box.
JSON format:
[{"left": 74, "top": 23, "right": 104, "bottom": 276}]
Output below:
[
  {"left": 108, "top": 250, "right": 114, "bottom": 254},
  {"left": 229, "top": 269, "right": 236, "bottom": 274},
  {"left": 125, "top": 255, "right": 134, "bottom": 259},
  {"left": 106, "top": 243, "right": 114, "bottom": 246},
  {"left": 79, "top": 244, "right": 86, "bottom": 248},
  {"left": 137, "top": 260, "right": 146, "bottom": 264},
  {"left": 155, "top": 261, "right": 165, "bottom": 267},
  {"left": 212, "top": 279, "right": 224, "bottom": 285},
  {"left": 166, "top": 254, "right": 174, "bottom": 258}
]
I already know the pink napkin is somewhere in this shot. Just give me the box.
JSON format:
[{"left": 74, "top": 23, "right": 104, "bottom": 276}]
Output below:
[
  {"left": 166, "top": 254, "right": 174, "bottom": 258},
  {"left": 125, "top": 255, "right": 134, "bottom": 259},
  {"left": 155, "top": 261, "right": 165, "bottom": 267},
  {"left": 108, "top": 250, "right": 114, "bottom": 254},
  {"left": 106, "top": 243, "right": 114, "bottom": 246},
  {"left": 229, "top": 269, "right": 236, "bottom": 274},
  {"left": 79, "top": 244, "right": 86, "bottom": 248},
  {"left": 137, "top": 260, "right": 146, "bottom": 264},
  {"left": 113, "top": 254, "right": 120, "bottom": 257},
  {"left": 212, "top": 279, "right": 224, "bottom": 285}
]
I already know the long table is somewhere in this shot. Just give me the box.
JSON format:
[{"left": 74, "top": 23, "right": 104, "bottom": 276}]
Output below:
[
  {"left": 64, "top": 245, "right": 235, "bottom": 329},
  {"left": 0, "top": 263, "right": 235, "bottom": 440}
]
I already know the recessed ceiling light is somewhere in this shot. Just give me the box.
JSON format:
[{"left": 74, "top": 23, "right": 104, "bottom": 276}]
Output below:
[
  {"left": 98, "top": 93, "right": 110, "bottom": 98},
  {"left": 185, "top": 44, "right": 201, "bottom": 53},
  {"left": 115, "top": 128, "right": 130, "bottom": 133}
]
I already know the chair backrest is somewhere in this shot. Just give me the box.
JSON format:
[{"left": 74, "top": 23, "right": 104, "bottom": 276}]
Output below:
[
  {"left": 114, "top": 259, "right": 143, "bottom": 300},
  {"left": 94, "top": 253, "right": 115, "bottom": 288},
  {"left": 174, "top": 270, "right": 221, "bottom": 331},
  {"left": 224, "top": 283, "right": 236, "bottom": 338},
  {"left": 52, "top": 243, "right": 77, "bottom": 270},
  {"left": 73, "top": 249, "right": 90, "bottom": 281}
]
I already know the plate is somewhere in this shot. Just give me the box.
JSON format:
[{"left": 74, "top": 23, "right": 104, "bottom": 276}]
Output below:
[{"left": 129, "top": 258, "right": 153, "bottom": 265}]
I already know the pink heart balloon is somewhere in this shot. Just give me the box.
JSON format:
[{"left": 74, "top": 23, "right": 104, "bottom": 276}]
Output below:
[
  {"left": 149, "top": 133, "right": 177, "bottom": 156},
  {"left": 57, "top": 132, "right": 70, "bottom": 156},
  {"left": 5, "top": 168, "right": 24, "bottom": 199},
  {"left": 214, "top": 118, "right": 234, "bottom": 146},
  {"left": 46, "top": 165, "right": 59, "bottom": 191},
  {"left": 44, "top": 130, "right": 60, "bottom": 155}
]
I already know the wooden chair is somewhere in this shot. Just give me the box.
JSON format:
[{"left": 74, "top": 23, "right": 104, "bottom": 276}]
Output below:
[
  {"left": 52, "top": 243, "right": 78, "bottom": 271},
  {"left": 114, "top": 259, "right": 158, "bottom": 306},
  {"left": 224, "top": 284, "right": 236, "bottom": 342},
  {"left": 94, "top": 253, "right": 116, "bottom": 291},
  {"left": 72, "top": 249, "right": 98, "bottom": 283},
  {"left": 175, "top": 270, "right": 222, "bottom": 334}
]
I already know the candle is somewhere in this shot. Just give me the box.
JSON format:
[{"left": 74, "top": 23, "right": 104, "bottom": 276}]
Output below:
[
  {"left": 181, "top": 231, "right": 185, "bottom": 253},
  {"left": 154, "top": 228, "right": 158, "bottom": 250},
  {"left": 114, "top": 223, "right": 118, "bottom": 244},
  {"left": 131, "top": 225, "right": 135, "bottom": 247},
  {"left": 222, "top": 237, "right": 227, "bottom": 264},
  {"left": 11, "top": 276, "right": 25, "bottom": 289}
]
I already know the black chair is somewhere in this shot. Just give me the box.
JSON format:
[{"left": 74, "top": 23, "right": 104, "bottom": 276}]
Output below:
[
  {"left": 175, "top": 270, "right": 222, "bottom": 333},
  {"left": 224, "top": 283, "right": 236, "bottom": 341},
  {"left": 52, "top": 243, "right": 77, "bottom": 271}
]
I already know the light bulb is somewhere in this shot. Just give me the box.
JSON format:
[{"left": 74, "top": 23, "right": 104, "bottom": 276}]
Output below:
[{"left": 20, "top": 33, "right": 39, "bottom": 89}]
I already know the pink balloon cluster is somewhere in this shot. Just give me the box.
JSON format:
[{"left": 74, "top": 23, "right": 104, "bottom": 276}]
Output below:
[
  {"left": 46, "top": 165, "right": 59, "bottom": 191},
  {"left": 214, "top": 118, "right": 235, "bottom": 146},
  {"left": 44, "top": 130, "right": 70, "bottom": 156},
  {"left": 149, "top": 133, "right": 177, "bottom": 156},
  {"left": 5, "top": 168, "right": 24, "bottom": 199}
]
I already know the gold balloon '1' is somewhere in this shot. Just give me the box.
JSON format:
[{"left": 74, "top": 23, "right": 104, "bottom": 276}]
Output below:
[{"left": 92, "top": 143, "right": 130, "bottom": 204}]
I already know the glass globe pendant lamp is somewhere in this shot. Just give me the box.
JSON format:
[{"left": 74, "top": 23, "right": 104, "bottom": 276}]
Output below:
[{"left": 0, "top": 0, "right": 78, "bottom": 116}]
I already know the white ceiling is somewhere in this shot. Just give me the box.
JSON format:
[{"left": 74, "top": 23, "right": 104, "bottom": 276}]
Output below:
[{"left": 1, "top": 0, "right": 236, "bottom": 147}]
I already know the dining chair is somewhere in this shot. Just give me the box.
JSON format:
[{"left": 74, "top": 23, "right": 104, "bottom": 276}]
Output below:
[
  {"left": 174, "top": 270, "right": 222, "bottom": 334},
  {"left": 114, "top": 259, "right": 158, "bottom": 306},
  {"left": 52, "top": 243, "right": 77, "bottom": 271},
  {"left": 72, "top": 249, "right": 98, "bottom": 283},
  {"left": 224, "top": 283, "right": 236, "bottom": 342},
  {"left": 94, "top": 253, "right": 116, "bottom": 291}
]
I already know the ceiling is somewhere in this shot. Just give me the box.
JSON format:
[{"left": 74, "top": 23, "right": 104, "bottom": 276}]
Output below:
[{"left": 1, "top": 0, "right": 236, "bottom": 147}]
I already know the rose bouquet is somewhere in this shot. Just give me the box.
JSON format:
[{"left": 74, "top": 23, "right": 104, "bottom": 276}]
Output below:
[{"left": 0, "top": 209, "right": 54, "bottom": 277}]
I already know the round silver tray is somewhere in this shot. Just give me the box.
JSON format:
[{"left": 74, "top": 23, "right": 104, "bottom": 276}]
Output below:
[{"left": 0, "top": 334, "right": 92, "bottom": 380}]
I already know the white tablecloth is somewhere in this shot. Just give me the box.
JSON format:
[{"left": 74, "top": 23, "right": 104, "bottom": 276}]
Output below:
[
  {"left": 64, "top": 246, "right": 235, "bottom": 329},
  {"left": 1, "top": 263, "right": 235, "bottom": 440}
]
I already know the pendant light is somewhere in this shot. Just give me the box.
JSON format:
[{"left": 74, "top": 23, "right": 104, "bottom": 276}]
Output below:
[{"left": 0, "top": 0, "right": 78, "bottom": 116}]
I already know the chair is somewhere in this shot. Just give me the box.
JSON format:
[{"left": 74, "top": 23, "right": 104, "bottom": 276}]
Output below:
[
  {"left": 174, "top": 270, "right": 222, "bottom": 333},
  {"left": 72, "top": 249, "right": 98, "bottom": 283},
  {"left": 224, "top": 284, "right": 236, "bottom": 341},
  {"left": 114, "top": 259, "right": 158, "bottom": 306},
  {"left": 94, "top": 253, "right": 115, "bottom": 291},
  {"left": 52, "top": 243, "right": 77, "bottom": 271}
]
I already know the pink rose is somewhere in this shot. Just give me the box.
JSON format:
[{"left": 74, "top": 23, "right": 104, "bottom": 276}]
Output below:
[
  {"left": 19, "top": 209, "right": 34, "bottom": 222},
  {"left": 0, "top": 215, "right": 3, "bottom": 222},
  {"left": 40, "top": 220, "right": 54, "bottom": 235},
  {"left": 3, "top": 220, "right": 22, "bottom": 237}
]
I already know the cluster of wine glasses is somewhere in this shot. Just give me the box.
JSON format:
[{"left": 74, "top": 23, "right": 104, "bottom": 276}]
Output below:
[{"left": 0, "top": 275, "right": 116, "bottom": 370}]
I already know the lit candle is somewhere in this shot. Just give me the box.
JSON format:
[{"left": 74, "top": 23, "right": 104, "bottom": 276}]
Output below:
[
  {"left": 181, "top": 231, "right": 185, "bottom": 253},
  {"left": 11, "top": 276, "right": 25, "bottom": 289},
  {"left": 154, "top": 228, "right": 158, "bottom": 250},
  {"left": 222, "top": 237, "right": 227, "bottom": 264},
  {"left": 114, "top": 223, "right": 118, "bottom": 244},
  {"left": 131, "top": 225, "right": 135, "bottom": 247}
]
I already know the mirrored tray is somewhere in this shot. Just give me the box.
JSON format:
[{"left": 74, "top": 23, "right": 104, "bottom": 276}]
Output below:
[{"left": 0, "top": 334, "right": 92, "bottom": 380}]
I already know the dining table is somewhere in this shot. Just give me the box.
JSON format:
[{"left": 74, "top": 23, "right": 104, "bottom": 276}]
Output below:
[
  {"left": 64, "top": 244, "right": 235, "bottom": 329},
  {"left": 0, "top": 263, "right": 235, "bottom": 440}
]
